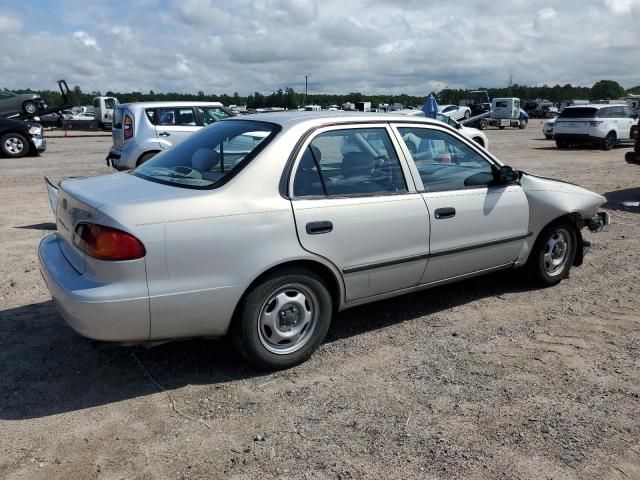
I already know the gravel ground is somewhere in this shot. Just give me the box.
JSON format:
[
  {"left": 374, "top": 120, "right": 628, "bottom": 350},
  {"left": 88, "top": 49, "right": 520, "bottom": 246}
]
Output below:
[{"left": 1, "top": 125, "right": 639, "bottom": 480}]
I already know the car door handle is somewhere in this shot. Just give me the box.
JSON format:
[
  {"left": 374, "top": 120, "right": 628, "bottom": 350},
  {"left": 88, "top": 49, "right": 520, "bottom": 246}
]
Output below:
[
  {"left": 434, "top": 207, "right": 456, "bottom": 219},
  {"left": 306, "top": 221, "right": 333, "bottom": 235},
  {"left": 158, "top": 132, "right": 170, "bottom": 137}
]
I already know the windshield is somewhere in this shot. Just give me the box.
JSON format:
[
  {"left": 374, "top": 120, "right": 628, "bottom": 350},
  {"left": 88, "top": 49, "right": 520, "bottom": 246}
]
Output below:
[
  {"left": 134, "top": 120, "right": 279, "bottom": 189},
  {"left": 104, "top": 98, "right": 117, "bottom": 109},
  {"left": 558, "top": 107, "right": 597, "bottom": 119}
]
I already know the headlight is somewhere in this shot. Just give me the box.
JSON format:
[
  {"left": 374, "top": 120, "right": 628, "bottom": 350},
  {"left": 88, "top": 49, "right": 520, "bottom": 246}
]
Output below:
[{"left": 28, "top": 126, "right": 42, "bottom": 135}]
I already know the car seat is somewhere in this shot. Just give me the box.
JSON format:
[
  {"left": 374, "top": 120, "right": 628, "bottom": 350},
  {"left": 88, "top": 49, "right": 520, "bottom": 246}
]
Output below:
[{"left": 191, "top": 148, "right": 220, "bottom": 171}]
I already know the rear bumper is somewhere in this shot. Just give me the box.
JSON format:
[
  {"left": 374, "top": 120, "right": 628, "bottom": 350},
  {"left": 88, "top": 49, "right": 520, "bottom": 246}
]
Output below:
[
  {"left": 38, "top": 233, "right": 151, "bottom": 341},
  {"left": 554, "top": 133, "right": 601, "bottom": 144},
  {"left": 106, "top": 149, "right": 131, "bottom": 171}
]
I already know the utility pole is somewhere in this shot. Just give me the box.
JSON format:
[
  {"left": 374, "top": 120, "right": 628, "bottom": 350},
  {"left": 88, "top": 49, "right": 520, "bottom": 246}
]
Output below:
[{"left": 304, "top": 75, "right": 308, "bottom": 107}]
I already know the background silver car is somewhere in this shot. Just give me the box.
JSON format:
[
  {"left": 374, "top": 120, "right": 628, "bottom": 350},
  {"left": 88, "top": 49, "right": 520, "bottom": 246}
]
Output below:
[
  {"left": 40, "top": 112, "right": 608, "bottom": 369},
  {"left": 106, "top": 101, "right": 233, "bottom": 170},
  {"left": 0, "top": 90, "right": 45, "bottom": 117}
]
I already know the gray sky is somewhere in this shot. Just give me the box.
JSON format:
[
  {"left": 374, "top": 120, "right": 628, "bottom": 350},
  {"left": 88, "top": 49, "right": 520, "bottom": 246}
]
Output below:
[{"left": 0, "top": 0, "right": 638, "bottom": 95}]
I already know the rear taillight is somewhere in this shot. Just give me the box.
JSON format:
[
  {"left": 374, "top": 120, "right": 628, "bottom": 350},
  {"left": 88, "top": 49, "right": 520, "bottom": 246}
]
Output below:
[
  {"left": 73, "top": 223, "right": 145, "bottom": 260},
  {"left": 124, "top": 114, "right": 134, "bottom": 140},
  {"left": 631, "top": 125, "right": 639, "bottom": 139},
  {"left": 588, "top": 121, "right": 603, "bottom": 127}
]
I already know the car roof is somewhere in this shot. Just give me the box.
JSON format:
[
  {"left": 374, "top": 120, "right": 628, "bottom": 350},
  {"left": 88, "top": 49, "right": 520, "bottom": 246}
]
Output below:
[
  {"left": 223, "top": 110, "right": 444, "bottom": 131},
  {"left": 121, "top": 101, "right": 225, "bottom": 108}
]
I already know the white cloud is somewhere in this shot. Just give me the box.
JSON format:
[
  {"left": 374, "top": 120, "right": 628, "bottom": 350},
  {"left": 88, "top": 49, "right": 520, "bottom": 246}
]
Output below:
[
  {"left": 72, "top": 31, "right": 100, "bottom": 51},
  {"left": 537, "top": 7, "right": 557, "bottom": 20},
  {"left": 604, "top": 0, "right": 637, "bottom": 14},
  {"left": 0, "top": 15, "right": 22, "bottom": 33},
  {"left": 0, "top": 0, "right": 637, "bottom": 95}
]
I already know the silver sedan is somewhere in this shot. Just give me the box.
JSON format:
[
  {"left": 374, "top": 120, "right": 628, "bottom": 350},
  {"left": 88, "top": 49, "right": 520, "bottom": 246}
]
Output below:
[{"left": 40, "top": 112, "right": 609, "bottom": 369}]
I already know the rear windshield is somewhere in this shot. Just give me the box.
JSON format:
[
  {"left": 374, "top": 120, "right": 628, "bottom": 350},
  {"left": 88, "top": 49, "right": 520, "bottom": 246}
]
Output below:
[
  {"left": 558, "top": 107, "right": 597, "bottom": 119},
  {"left": 133, "top": 120, "right": 280, "bottom": 189}
]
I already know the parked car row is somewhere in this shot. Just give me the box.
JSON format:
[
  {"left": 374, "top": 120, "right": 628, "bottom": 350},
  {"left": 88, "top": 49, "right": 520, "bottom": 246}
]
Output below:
[{"left": 40, "top": 111, "right": 609, "bottom": 369}]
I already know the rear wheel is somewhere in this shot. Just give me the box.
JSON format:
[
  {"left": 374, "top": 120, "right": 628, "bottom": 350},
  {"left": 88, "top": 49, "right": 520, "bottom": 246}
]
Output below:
[
  {"left": 232, "top": 267, "right": 333, "bottom": 369},
  {"left": 526, "top": 221, "right": 577, "bottom": 287},
  {"left": 556, "top": 139, "right": 569, "bottom": 149},
  {"left": 478, "top": 119, "right": 488, "bottom": 130},
  {"left": 1, "top": 132, "right": 30, "bottom": 158},
  {"left": 464, "top": 110, "right": 471, "bottom": 119},
  {"left": 136, "top": 151, "right": 157, "bottom": 166},
  {"left": 602, "top": 131, "right": 616, "bottom": 150},
  {"left": 519, "top": 119, "right": 527, "bottom": 129},
  {"left": 499, "top": 126, "right": 506, "bottom": 130}
]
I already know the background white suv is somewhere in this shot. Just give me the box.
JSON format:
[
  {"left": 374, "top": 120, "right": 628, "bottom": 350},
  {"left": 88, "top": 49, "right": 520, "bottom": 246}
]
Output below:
[{"left": 554, "top": 104, "right": 637, "bottom": 150}]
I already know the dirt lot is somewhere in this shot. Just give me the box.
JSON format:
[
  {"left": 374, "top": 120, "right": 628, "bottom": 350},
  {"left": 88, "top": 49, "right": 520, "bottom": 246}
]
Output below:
[{"left": 1, "top": 125, "right": 639, "bottom": 480}]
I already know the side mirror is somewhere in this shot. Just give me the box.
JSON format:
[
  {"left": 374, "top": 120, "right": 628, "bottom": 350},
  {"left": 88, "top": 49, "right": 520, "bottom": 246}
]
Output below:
[{"left": 497, "top": 165, "right": 519, "bottom": 184}]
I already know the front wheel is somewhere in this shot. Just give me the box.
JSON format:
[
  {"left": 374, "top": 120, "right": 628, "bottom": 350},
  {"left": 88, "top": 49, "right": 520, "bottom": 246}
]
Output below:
[
  {"left": 556, "top": 139, "right": 569, "bottom": 149},
  {"left": 519, "top": 119, "right": 527, "bottom": 129},
  {"left": 22, "top": 101, "right": 38, "bottom": 114},
  {"left": 526, "top": 221, "right": 577, "bottom": 287},
  {"left": 478, "top": 119, "right": 488, "bottom": 130},
  {"left": 232, "top": 267, "right": 333, "bottom": 369},
  {"left": 464, "top": 110, "right": 471, "bottom": 119},
  {"left": 1, "top": 132, "right": 30, "bottom": 158}
]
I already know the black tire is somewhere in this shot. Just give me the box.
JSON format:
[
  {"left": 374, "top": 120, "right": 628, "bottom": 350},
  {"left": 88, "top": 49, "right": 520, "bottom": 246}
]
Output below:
[
  {"left": 473, "top": 137, "right": 484, "bottom": 148},
  {"left": 526, "top": 221, "right": 577, "bottom": 287},
  {"left": 499, "top": 126, "right": 506, "bottom": 130},
  {"left": 136, "top": 151, "right": 157, "bottom": 166},
  {"left": 478, "top": 119, "right": 488, "bottom": 130},
  {"left": 232, "top": 267, "right": 333, "bottom": 369},
  {"left": 544, "top": 134, "right": 553, "bottom": 140},
  {"left": 519, "top": 119, "right": 527, "bottom": 129},
  {"left": 556, "top": 140, "right": 569, "bottom": 149},
  {"left": 602, "top": 131, "right": 616, "bottom": 151},
  {"left": 464, "top": 110, "right": 471, "bottom": 119},
  {"left": 22, "top": 101, "right": 38, "bottom": 114},
  {"left": 0, "top": 132, "right": 30, "bottom": 158}
]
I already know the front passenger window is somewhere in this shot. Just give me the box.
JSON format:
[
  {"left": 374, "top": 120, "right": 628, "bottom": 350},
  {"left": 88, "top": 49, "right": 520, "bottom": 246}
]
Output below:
[{"left": 397, "top": 127, "right": 495, "bottom": 192}]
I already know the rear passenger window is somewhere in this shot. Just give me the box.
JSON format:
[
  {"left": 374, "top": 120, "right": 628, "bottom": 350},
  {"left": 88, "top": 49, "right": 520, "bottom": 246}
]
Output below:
[
  {"left": 293, "top": 128, "right": 407, "bottom": 197},
  {"left": 158, "top": 108, "right": 197, "bottom": 126}
]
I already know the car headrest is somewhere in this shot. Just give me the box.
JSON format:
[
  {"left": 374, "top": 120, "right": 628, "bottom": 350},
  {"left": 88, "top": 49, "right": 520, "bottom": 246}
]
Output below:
[
  {"left": 342, "top": 152, "right": 374, "bottom": 179},
  {"left": 191, "top": 148, "right": 220, "bottom": 171},
  {"left": 299, "top": 145, "right": 321, "bottom": 170}
]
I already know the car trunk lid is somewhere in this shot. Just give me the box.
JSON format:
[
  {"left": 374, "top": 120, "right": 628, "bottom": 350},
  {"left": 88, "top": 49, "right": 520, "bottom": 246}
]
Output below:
[{"left": 55, "top": 186, "right": 97, "bottom": 274}]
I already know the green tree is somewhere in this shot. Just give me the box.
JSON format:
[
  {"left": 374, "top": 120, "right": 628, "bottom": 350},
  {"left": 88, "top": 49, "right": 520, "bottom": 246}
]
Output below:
[{"left": 591, "top": 80, "right": 625, "bottom": 100}]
